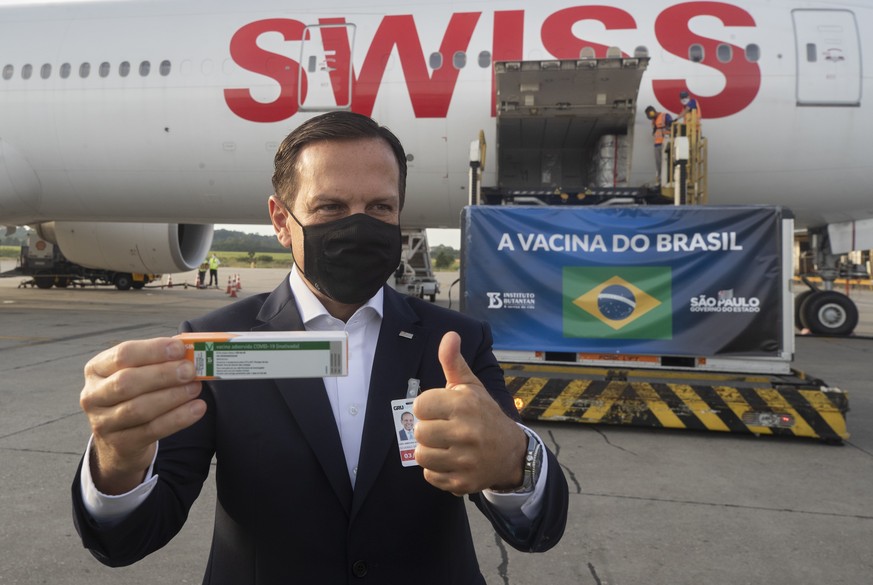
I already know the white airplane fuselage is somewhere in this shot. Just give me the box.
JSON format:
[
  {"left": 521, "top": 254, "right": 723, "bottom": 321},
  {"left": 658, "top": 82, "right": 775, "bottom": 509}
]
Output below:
[{"left": 0, "top": 0, "right": 870, "bottom": 233}]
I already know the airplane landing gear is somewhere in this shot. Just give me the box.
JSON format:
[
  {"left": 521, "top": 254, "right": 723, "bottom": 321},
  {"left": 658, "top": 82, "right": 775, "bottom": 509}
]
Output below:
[
  {"left": 797, "top": 227, "right": 863, "bottom": 337},
  {"left": 797, "top": 290, "right": 859, "bottom": 336}
]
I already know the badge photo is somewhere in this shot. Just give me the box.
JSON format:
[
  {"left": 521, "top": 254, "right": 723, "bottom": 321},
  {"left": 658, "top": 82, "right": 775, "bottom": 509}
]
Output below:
[{"left": 391, "top": 398, "right": 419, "bottom": 467}]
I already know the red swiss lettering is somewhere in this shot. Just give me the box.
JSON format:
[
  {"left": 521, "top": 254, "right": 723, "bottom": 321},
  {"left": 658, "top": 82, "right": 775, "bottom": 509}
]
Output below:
[
  {"left": 225, "top": 4, "right": 762, "bottom": 123},
  {"left": 224, "top": 19, "right": 307, "bottom": 123},
  {"left": 541, "top": 6, "right": 636, "bottom": 59},
  {"left": 653, "top": 2, "right": 760, "bottom": 118}
]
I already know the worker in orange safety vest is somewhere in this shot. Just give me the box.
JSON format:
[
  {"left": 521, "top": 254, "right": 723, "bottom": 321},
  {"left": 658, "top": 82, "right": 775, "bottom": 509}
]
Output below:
[{"left": 645, "top": 105, "right": 673, "bottom": 185}]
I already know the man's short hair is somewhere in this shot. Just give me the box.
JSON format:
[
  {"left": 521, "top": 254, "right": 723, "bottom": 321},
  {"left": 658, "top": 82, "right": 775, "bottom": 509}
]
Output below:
[{"left": 272, "top": 111, "right": 408, "bottom": 210}]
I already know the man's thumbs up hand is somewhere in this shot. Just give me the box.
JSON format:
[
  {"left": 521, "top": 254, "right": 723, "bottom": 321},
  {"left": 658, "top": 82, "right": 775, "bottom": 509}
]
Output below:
[
  {"left": 438, "top": 329, "right": 479, "bottom": 389},
  {"left": 413, "top": 332, "right": 527, "bottom": 496}
]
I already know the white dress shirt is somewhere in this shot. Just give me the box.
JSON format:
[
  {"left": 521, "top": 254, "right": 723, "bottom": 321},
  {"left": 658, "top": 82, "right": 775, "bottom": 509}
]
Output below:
[{"left": 82, "top": 266, "right": 546, "bottom": 525}]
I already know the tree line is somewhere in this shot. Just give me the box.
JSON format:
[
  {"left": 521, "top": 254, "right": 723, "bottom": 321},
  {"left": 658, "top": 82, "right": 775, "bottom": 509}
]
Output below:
[
  {"left": 211, "top": 229, "right": 286, "bottom": 252},
  {"left": 3, "top": 227, "right": 460, "bottom": 269}
]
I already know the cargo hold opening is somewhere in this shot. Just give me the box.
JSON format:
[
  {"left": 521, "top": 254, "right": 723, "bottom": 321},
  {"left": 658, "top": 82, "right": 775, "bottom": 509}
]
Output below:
[{"left": 493, "top": 54, "right": 649, "bottom": 194}]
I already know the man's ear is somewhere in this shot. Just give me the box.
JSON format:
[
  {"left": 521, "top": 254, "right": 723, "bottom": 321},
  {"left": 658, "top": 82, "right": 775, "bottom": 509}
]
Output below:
[{"left": 268, "top": 196, "right": 293, "bottom": 248}]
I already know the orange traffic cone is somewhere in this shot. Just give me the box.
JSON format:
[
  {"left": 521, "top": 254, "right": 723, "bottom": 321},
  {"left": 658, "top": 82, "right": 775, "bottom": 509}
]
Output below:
[
  {"left": 194, "top": 274, "right": 201, "bottom": 289},
  {"left": 235, "top": 273, "right": 242, "bottom": 290},
  {"left": 225, "top": 276, "right": 232, "bottom": 294},
  {"left": 229, "top": 284, "right": 238, "bottom": 298},
  {"left": 167, "top": 274, "right": 174, "bottom": 288}
]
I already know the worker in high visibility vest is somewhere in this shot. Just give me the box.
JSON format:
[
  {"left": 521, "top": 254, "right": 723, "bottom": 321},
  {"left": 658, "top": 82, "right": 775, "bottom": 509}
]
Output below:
[
  {"left": 676, "top": 90, "right": 701, "bottom": 124},
  {"left": 197, "top": 261, "right": 208, "bottom": 289},
  {"left": 208, "top": 253, "right": 221, "bottom": 287},
  {"left": 645, "top": 105, "right": 673, "bottom": 185}
]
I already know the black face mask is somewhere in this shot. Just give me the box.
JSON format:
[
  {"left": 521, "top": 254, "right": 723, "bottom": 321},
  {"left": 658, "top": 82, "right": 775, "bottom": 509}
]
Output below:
[{"left": 291, "top": 211, "right": 402, "bottom": 305}]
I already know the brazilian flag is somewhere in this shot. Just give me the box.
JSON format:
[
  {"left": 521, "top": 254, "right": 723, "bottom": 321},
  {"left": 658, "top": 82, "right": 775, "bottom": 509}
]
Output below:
[{"left": 563, "top": 267, "right": 672, "bottom": 339}]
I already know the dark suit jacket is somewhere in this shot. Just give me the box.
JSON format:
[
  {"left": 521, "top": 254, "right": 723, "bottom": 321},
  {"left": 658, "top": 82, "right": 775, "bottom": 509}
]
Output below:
[
  {"left": 399, "top": 429, "right": 414, "bottom": 441},
  {"left": 72, "top": 279, "right": 568, "bottom": 584}
]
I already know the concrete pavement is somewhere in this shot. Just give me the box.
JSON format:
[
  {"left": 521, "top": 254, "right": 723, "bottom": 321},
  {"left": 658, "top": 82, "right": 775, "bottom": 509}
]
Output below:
[{"left": 0, "top": 266, "right": 870, "bottom": 585}]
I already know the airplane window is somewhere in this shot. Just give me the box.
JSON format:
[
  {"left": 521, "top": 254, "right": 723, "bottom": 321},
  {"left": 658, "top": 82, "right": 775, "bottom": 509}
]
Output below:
[
  {"left": 453, "top": 51, "right": 466, "bottom": 69},
  {"left": 429, "top": 52, "right": 442, "bottom": 70},
  {"left": 689, "top": 44, "right": 704, "bottom": 63},
  {"left": 22, "top": 64, "right": 33, "bottom": 80},
  {"left": 160, "top": 60, "right": 171, "bottom": 76},
  {"left": 99, "top": 62, "right": 111, "bottom": 78},
  {"left": 2, "top": 65, "right": 12, "bottom": 80},
  {"left": 40, "top": 63, "right": 52, "bottom": 79},
  {"left": 745, "top": 44, "right": 760, "bottom": 63},
  {"left": 478, "top": 51, "right": 491, "bottom": 68},
  {"left": 119, "top": 61, "right": 130, "bottom": 77},
  {"left": 60, "top": 63, "right": 71, "bottom": 79},
  {"left": 806, "top": 43, "right": 817, "bottom": 62},
  {"left": 139, "top": 60, "right": 150, "bottom": 76},
  {"left": 717, "top": 44, "right": 732, "bottom": 63},
  {"left": 79, "top": 62, "right": 90, "bottom": 78}
]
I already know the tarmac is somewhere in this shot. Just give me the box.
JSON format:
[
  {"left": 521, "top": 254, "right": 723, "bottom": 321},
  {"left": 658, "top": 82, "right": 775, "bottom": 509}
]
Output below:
[{"left": 0, "top": 263, "right": 871, "bottom": 585}]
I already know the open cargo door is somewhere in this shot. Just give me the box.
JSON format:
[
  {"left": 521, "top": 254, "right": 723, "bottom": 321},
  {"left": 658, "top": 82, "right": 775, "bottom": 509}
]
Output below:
[{"left": 494, "top": 55, "right": 649, "bottom": 193}]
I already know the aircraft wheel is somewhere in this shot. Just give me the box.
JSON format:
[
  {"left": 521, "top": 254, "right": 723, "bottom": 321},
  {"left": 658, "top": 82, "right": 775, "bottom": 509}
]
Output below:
[
  {"left": 799, "top": 290, "right": 859, "bottom": 336},
  {"left": 131, "top": 281, "right": 146, "bottom": 290},
  {"left": 114, "top": 273, "right": 133, "bottom": 291},
  {"left": 34, "top": 273, "right": 54, "bottom": 289},
  {"left": 794, "top": 289, "right": 815, "bottom": 330},
  {"left": 55, "top": 277, "right": 70, "bottom": 288}
]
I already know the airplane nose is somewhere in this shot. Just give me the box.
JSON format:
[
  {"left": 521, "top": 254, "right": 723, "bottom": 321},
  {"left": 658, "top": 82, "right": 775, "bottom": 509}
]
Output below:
[{"left": 0, "top": 138, "right": 42, "bottom": 225}]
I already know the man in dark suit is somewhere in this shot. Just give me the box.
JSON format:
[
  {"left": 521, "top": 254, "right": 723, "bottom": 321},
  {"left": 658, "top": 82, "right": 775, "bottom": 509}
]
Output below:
[{"left": 72, "top": 112, "right": 569, "bottom": 584}]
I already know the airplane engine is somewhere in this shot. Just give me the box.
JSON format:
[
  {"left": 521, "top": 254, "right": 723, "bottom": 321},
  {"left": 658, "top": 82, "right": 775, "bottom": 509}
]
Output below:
[{"left": 36, "top": 221, "right": 214, "bottom": 274}]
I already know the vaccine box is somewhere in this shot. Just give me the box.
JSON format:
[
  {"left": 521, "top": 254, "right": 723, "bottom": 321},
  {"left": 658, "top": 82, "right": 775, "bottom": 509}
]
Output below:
[{"left": 175, "top": 331, "right": 348, "bottom": 380}]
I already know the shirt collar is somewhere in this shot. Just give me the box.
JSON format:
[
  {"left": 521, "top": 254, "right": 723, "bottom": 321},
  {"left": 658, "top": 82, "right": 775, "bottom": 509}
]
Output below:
[{"left": 288, "top": 264, "right": 384, "bottom": 326}]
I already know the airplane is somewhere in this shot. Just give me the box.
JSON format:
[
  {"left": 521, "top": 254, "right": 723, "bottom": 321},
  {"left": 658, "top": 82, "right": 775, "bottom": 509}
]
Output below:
[{"left": 0, "top": 0, "right": 870, "bottom": 336}]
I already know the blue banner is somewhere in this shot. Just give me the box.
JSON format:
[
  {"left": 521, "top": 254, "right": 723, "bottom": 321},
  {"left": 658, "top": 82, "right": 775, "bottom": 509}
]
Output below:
[{"left": 461, "top": 206, "right": 785, "bottom": 357}]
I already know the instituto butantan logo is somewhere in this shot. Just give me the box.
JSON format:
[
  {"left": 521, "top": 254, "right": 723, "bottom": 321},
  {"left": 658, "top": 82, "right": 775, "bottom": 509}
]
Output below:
[
  {"left": 563, "top": 267, "right": 672, "bottom": 339},
  {"left": 486, "top": 291, "right": 535, "bottom": 310}
]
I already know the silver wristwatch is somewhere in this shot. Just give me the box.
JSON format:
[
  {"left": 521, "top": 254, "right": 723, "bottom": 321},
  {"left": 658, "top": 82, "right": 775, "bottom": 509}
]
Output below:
[{"left": 497, "top": 428, "right": 543, "bottom": 493}]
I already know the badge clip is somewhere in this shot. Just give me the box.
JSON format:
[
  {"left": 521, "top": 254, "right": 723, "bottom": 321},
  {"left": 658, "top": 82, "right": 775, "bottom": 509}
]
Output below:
[{"left": 406, "top": 378, "right": 420, "bottom": 398}]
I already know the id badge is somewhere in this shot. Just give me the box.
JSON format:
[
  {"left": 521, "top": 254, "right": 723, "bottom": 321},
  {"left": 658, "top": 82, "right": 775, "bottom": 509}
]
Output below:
[{"left": 391, "top": 398, "right": 419, "bottom": 467}]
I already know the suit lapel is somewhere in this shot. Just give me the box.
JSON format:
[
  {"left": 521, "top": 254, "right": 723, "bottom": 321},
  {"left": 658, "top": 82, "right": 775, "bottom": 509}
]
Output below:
[
  {"left": 351, "top": 289, "right": 429, "bottom": 518},
  {"left": 274, "top": 378, "right": 353, "bottom": 514},
  {"left": 252, "top": 278, "right": 353, "bottom": 514}
]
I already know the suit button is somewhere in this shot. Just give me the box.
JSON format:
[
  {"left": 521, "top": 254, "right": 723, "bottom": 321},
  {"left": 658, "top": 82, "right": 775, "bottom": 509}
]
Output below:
[{"left": 352, "top": 560, "right": 368, "bottom": 578}]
